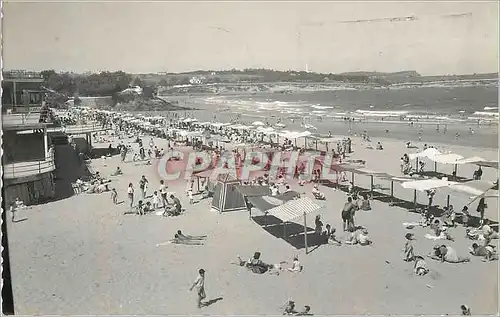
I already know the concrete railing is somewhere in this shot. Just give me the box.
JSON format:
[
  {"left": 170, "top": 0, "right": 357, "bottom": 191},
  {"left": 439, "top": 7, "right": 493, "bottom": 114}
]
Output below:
[
  {"left": 2, "top": 110, "right": 52, "bottom": 126},
  {"left": 3, "top": 158, "right": 56, "bottom": 179},
  {"left": 50, "top": 123, "right": 112, "bottom": 134}
]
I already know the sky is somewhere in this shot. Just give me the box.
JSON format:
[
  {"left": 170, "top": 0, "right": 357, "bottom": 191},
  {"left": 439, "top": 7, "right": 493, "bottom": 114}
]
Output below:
[{"left": 2, "top": 1, "right": 499, "bottom": 75}]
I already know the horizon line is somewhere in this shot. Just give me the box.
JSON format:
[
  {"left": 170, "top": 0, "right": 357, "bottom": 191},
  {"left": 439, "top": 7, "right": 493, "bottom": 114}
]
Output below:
[{"left": 3, "top": 67, "right": 498, "bottom": 77}]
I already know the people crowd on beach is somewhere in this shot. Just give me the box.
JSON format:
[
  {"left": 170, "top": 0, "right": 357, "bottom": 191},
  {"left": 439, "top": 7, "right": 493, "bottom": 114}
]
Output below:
[{"left": 32, "top": 106, "right": 497, "bottom": 315}]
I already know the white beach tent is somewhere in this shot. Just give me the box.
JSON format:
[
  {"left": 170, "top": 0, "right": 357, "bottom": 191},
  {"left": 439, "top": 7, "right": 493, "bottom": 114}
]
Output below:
[
  {"left": 408, "top": 148, "right": 442, "bottom": 161},
  {"left": 400, "top": 177, "right": 460, "bottom": 209},
  {"left": 409, "top": 148, "right": 465, "bottom": 174},
  {"left": 432, "top": 153, "right": 464, "bottom": 165},
  {"left": 455, "top": 156, "right": 499, "bottom": 169},
  {"left": 252, "top": 121, "right": 265, "bottom": 126},
  {"left": 256, "top": 126, "right": 276, "bottom": 135},
  {"left": 449, "top": 180, "right": 498, "bottom": 197},
  {"left": 401, "top": 178, "right": 459, "bottom": 191}
]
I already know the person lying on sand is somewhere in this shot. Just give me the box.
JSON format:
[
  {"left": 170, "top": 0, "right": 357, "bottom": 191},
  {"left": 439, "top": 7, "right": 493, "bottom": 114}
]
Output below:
[
  {"left": 295, "top": 305, "right": 312, "bottom": 316},
  {"left": 345, "top": 228, "right": 372, "bottom": 246},
  {"left": 96, "top": 183, "right": 110, "bottom": 194},
  {"left": 469, "top": 243, "right": 498, "bottom": 262},
  {"left": 427, "top": 245, "right": 470, "bottom": 263},
  {"left": 414, "top": 256, "right": 429, "bottom": 276},
  {"left": 233, "top": 252, "right": 283, "bottom": 275},
  {"left": 176, "top": 230, "right": 207, "bottom": 240},
  {"left": 85, "top": 182, "right": 99, "bottom": 194},
  {"left": 156, "top": 234, "right": 205, "bottom": 247},
  {"left": 465, "top": 228, "right": 484, "bottom": 241}
]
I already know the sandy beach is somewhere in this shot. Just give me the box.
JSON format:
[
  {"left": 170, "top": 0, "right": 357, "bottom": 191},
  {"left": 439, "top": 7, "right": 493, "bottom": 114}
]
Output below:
[{"left": 7, "top": 131, "right": 498, "bottom": 315}]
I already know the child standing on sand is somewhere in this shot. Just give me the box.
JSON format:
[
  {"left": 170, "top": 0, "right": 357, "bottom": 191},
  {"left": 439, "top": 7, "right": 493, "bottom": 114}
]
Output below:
[
  {"left": 127, "top": 183, "right": 134, "bottom": 211},
  {"left": 152, "top": 191, "right": 160, "bottom": 209},
  {"left": 111, "top": 188, "right": 118, "bottom": 204},
  {"left": 188, "top": 188, "right": 194, "bottom": 204},
  {"left": 137, "top": 200, "right": 144, "bottom": 216},
  {"left": 404, "top": 233, "right": 415, "bottom": 261},
  {"left": 189, "top": 269, "right": 206, "bottom": 308}
]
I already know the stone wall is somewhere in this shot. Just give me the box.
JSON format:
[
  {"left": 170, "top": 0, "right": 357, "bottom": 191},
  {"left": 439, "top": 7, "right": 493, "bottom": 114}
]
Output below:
[
  {"left": 2, "top": 131, "right": 45, "bottom": 164},
  {"left": 3, "top": 172, "right": 55, "bottom": 206}
]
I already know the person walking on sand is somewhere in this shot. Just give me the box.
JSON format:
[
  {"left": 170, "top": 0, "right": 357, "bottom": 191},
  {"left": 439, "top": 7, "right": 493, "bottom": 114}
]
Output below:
[
  {"left": 189, "top": 269, "right": 206, "bottom": 308},
  {"left": 159, "top": 180, "right": 168, "bottom": 207},
  {"left": 111, "top": 188, "right": 118, "bottom": 205},
  {"left": 342, "top": 197, "right": 356, "bottom": 231},
  {"left": 314, "top": 215, "right": 323, "bottom": 236},
  {"left": 139, "top": 175, "right": 148, "bottom": 200},
  {"left": 127, "top": 183, "right": 134, "bottom": 211}
]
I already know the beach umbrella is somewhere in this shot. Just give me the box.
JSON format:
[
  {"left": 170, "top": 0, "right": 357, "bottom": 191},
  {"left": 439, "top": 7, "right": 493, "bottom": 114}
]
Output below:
[
  {"left": 252, "top": 121, "right": 265, "bottom": 126},
  {"left": 302, "top": 124, "right": 318, "bottom": 131}
]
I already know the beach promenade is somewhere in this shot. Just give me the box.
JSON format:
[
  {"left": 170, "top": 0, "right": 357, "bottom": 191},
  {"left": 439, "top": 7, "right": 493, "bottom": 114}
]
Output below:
[{"left": 6, "top": 131, "right": 498, "bottom": 315}]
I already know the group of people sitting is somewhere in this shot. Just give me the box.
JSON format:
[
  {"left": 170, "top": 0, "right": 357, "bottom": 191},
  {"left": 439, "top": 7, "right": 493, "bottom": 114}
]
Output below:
[
  {"left": 282, "top": 300, "right": 312, "bottom": 315},
  {"left": 74, "top": 171, "right": 112, "bottom": 194}
]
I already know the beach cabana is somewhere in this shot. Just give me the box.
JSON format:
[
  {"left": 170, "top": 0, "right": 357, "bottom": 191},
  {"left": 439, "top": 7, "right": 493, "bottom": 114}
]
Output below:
[
  {"left": 211, "top": 172, "right": 247, "bottom": 213},
  {"left": 449, "top": 180, "right": 499, "bottom": 206},
  {"left": 409, "top": 148, "right": 465, "bottom": 175},
  {"left": 401, "top": 178, "right": 459, "bottom": 209},
  {"left": 455, "top": 156, "right": 499, "bottom": 170},
  {"left": 265, "top": 197, "right": 322, "bottom": 254}
]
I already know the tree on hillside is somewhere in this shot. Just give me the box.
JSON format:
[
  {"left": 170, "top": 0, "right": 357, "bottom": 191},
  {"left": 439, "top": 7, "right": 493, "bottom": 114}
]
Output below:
[
  {"left": 74, "top": 95, "right": 82, "bottom": 106},
  {"left": 131, "top": 77, "right": 143, "bottom": 87},
  {"left": 40, "top": 69, "right": 57, "bottom": 82}
]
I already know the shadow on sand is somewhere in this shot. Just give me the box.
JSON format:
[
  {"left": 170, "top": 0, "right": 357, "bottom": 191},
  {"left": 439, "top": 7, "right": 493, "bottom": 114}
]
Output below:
[
  {"left": 252, "top": 215, "right": 325, "bottom": 250},
  {"left": 12, "top": 218, "right": 28, "bottom": 223},
  {"left": 420, "top": 171, "right": 471, "bottom": 183},
  {"left": 202, "top": 297, "right": 223, "bottom": 307},
  {"left": 51, "top": 144, "right": 93, "bottom": 203},
  {"left": 325, "top": 183, "right": 498, "bottom": 230}
]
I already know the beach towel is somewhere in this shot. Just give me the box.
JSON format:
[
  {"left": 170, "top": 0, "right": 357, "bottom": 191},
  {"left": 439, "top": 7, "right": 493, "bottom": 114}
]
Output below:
[
  {"left": 425, "top": 233, "right": 446, "bottom": 240},
  {"left": 402, "top": 222, "right": 421, "bottom": 229}
]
